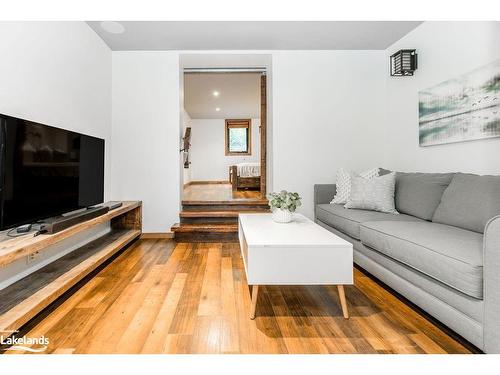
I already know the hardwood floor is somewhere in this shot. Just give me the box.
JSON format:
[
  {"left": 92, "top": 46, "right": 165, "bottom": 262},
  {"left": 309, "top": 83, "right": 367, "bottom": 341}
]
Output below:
[
  {"left": 183, "top": 183, "right": 261, "bottom": 201},
  {"left": 3, "top": 239, "right": 473, "bottom": 354}
]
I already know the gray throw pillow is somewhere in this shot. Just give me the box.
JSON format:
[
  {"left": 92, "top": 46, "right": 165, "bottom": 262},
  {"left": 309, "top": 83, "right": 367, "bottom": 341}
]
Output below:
[
  {"left": 432, "top": 173, "right": 500, "bottom": 233},
  {"left": 345, "top": 172, "right": 398, "bottom": 214},
  {"left": 395, "top": 172, "right": 455, "bottom": 221}
]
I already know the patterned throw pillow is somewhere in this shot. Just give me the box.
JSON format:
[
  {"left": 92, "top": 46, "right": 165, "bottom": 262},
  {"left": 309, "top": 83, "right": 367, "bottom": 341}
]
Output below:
[
  {"left": 344, "top": 172, "right": 399, "bottom": 214},
  {"left": 331, "top": 167, "right": 380, "bottom": 204}
]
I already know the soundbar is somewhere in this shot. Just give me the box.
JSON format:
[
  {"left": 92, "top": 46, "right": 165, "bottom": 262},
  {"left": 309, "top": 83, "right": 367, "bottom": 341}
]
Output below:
[
  {"left": 103, "top": 201, "right": 123, "bottom": 211},
  {"left": 40, "top": 206, "right": 110, "bottom": 234}
]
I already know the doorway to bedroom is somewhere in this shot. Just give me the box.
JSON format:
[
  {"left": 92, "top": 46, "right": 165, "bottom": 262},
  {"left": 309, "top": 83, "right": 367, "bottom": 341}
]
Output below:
[
  {"left": 181, "top": 70, "right": 267, "bottom": 202},
  {"left": 174, "top": 62, "right": 270, "bottom": 242}
]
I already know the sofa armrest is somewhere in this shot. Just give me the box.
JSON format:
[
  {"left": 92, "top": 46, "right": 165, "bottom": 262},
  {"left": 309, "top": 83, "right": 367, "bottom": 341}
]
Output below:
[
  {"left": 313, "top": 184, "right": 336, "bottom": 219},
  {"left": 484, "top": 215, "right": 500, "bottom": 353}
]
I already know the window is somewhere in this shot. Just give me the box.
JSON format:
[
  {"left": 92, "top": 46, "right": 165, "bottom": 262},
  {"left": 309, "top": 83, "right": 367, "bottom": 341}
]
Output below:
[{"left": 225, "top": 119, "right": 251, "bottom": 156}]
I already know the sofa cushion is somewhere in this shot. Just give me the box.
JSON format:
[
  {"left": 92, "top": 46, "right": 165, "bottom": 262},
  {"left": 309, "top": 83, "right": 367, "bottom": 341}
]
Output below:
[
  {"left": 316, "top": 204, "right": 423, "bottom": 240},
  {"left": 432, "top": 173, "right": 500, "bottom": 233},
  {"left": 360, "top": 221, "right": 483, "bottom": 298},
  {"left": 395, "top": 172, "right": 455, "bottom": 220}
]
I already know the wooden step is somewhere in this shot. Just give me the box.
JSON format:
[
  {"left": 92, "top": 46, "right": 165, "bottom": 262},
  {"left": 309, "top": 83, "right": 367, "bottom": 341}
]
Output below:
[
  {"left": 171, "top": 223, "right": 238, "bottom": 243},
  {"left": 182, "top": 199, "right": 269, "bottom": 206},
  {"left": 179, "top": 210, "right": 269, "bottom": 224},
  {"left": 0, "top": 229, "right": 141, "bottom": 334},
  {"left": 181, "top": 200, "right": 270, "bottom": 212},
  {"left": 171, "top": 223, "right": 237, "bottom": 233},
  {"left": 180, "top": 211, "right": 243, "bottom": 218}
]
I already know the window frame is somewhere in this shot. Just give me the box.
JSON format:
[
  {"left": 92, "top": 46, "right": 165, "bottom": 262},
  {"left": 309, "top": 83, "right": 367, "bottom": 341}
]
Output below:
[{"left": 225, "top": 119, "right": 252, "bottom": 156}]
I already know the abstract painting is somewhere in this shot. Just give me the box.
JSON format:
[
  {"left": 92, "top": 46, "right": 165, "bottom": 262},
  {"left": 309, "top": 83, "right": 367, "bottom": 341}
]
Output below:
[{"left": 419, "top": 59, "right": 500, "bottom": 146}]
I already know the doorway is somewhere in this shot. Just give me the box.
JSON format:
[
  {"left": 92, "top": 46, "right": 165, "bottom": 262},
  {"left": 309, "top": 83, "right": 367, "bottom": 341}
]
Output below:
[
  {"left": 174, "top": 57, "right": 271, "bottom": 242},
  {"left": 181, "top": 69, "right": 267, "bottom": 202}
]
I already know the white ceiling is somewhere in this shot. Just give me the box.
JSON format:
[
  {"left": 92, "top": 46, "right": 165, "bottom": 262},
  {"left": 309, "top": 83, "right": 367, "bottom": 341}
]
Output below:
[
  {"left": 87, "top": 21, "right": 422, "bottom": 50},
  {"left": 184, "top": 73, "right": 261, "bottom": 119}
]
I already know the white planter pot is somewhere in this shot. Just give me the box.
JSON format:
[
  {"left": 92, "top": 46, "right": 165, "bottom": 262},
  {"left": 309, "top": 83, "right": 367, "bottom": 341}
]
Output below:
[{"left": 272, "top": 208, "right": 292, "bottom": 223}]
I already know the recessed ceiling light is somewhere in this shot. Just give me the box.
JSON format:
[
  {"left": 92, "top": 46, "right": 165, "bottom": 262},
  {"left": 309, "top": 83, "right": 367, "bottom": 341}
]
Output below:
[
  {"left": 100, "top": 21, "right": 125, "bottom": 34},
  {"left": 215, "top": 107, "right": 221, "bottom": 112},
  {"left": 213, "top": 91, "right": 220, "bottom": 97}
]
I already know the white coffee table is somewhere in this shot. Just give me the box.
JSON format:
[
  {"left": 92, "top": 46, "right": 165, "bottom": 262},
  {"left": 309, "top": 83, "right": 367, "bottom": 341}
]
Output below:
[{"left": 238, "top": 213, "right": 353, "bottom": 319}]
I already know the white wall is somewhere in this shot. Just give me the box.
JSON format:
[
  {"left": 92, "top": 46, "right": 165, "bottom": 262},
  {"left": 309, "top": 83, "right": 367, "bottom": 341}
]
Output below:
[
  {"left": 111, "top": 52, "right": 180, "bottom": 233},
  {"left": 384, "top": 22, "right": 500, "bottom": 175},
  {"left": 0, "top": 22, "right": 112, "bottom": 198},
  {"left": 190, "top": 118, "right": 261, "bottom": 181},
  {"left": 272, "top": 51, "right": 387, "bottom": 218}
]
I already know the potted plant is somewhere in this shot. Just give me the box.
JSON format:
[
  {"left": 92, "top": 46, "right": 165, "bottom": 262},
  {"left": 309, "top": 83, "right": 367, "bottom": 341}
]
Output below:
[{"left": 268, "top": 190, "right": 302, "bottom": 223}]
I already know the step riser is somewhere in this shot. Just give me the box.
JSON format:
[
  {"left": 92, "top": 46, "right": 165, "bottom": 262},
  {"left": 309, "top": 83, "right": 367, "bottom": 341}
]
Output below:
[
  {"left": 174, "top": 232, "right": 238, "bottom": 243},
  {"left": 182, "top": 205, "right": 270, "bottom": 212},
  {"left": 180, "top": 217, "right": 238, "bottom": 225}
]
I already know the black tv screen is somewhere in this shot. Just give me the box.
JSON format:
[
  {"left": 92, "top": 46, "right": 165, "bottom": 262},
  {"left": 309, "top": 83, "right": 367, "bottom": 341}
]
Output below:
[{"left": 0, "top": 114, "right": 105, "bottom": 230}]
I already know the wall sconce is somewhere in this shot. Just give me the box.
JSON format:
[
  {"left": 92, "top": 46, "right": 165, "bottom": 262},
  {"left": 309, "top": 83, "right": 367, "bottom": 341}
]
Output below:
[{"left": 390, "top": 49, "right": 418, "bottom": 76}]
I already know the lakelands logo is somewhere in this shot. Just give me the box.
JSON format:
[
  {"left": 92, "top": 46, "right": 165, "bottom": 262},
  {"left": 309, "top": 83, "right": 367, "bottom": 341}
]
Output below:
[{"left": 1, "top": 330, "right": 49, "bottom": 353}]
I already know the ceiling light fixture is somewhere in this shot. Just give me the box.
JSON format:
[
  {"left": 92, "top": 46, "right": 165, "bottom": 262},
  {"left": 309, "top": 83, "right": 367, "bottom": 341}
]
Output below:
[
  {"left": 215, "top": 107, "right": 221, "bottom": 112},
  {"left": 100, "top": 21, "right": 125, "bottom": 34},
  {"left": 213, "top": 91, "right": 220, "bottom": 97}
]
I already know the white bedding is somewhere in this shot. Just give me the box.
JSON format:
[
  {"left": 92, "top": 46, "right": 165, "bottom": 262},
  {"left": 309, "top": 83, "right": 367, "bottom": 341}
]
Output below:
[{"left": 237, "top": 162, "right": 261, "bottom": 178}]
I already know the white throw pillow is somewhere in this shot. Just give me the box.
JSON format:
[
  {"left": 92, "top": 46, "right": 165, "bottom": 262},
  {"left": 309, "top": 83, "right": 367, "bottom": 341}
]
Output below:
[
  {"left": 344, "top": 172, "right": 399, "bottom": 214},
  {"left": 331, "top": 167, "right": 380, "bottom": 204}
]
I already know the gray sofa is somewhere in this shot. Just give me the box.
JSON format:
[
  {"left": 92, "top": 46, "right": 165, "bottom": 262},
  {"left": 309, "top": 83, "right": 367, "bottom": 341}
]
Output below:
[{"left": 314, "top": 171, "right": 500, "bottom": 353}]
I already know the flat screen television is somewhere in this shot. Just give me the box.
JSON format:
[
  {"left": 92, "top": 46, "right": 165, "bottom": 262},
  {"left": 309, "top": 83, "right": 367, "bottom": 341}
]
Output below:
[{"left": 0, "top": 114, "right": 105, "bottom": 230}]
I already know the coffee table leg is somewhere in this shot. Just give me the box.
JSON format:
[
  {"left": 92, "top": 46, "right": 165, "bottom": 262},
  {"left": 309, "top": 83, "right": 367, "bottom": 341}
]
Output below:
[
  {"left": 337, "top": 285, "right": 349, "bottom": 319},
  {"left": 250, "top": 285, "right": 259, "bottom": 319}
]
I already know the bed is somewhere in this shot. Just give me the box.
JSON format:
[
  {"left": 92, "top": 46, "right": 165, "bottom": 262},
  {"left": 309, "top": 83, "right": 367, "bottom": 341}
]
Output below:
[{"left": 229, "top": 162, "right": 261, "bottom": 191}]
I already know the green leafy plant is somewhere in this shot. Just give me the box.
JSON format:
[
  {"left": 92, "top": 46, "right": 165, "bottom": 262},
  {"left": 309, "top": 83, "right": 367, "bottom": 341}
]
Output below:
[{"left": 268, "top": 190, "right": 302, "bottom": 212}]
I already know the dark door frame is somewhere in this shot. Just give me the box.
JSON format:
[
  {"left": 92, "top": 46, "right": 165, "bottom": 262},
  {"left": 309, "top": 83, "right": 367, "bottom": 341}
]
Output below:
[{"left": 260, "top": 73, "right": 267, "bottom": 198}]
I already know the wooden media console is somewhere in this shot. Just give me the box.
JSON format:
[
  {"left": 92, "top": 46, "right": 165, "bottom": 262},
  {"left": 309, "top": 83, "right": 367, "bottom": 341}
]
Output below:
[{"left": 0, "top": 201, "right": 142, "bottom": 335}]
